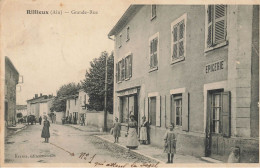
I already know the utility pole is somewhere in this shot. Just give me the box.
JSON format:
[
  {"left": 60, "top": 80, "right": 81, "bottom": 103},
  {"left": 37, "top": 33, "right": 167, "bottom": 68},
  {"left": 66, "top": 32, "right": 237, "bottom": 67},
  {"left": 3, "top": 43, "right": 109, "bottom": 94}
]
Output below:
[{"left": 104, "top": 52, "right": 108, "bottom": 132}]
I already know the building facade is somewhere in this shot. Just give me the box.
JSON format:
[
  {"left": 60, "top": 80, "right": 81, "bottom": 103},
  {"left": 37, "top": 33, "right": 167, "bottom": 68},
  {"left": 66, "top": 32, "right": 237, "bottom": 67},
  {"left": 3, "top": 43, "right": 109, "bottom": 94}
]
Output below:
[
  {"left": 109, "top": 5, "right": 259, "bottom": 162},
  {"left": 16, "top": 105, "right": 27, "bottom": 118},
  {"left": 27, "top": 94, "right": 53, "bottom": 120},
  {"left": 66, "top": 89, "right": 88, "bottom": 124},
  {"left": 5, "top": 56, "right": 19, "bottom": 127}
]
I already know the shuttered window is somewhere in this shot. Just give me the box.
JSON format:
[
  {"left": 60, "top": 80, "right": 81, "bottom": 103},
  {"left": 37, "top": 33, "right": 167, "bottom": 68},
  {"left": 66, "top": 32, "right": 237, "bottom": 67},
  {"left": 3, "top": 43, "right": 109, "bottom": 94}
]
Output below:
[
  {"left": 171, "top": 13, "right": 186, "bottom": 63},
  {"left": 126, "top": 27, "right": 130, "bottom": 41},
  {"left": 172, "top": 20, "right": 185, "bottom": 60},
  {"left": 125, "top": 54, "right": 132, "bottom": 79},
  {"left": 206, "top": 5, "right": 227, "bottom": 48},
  {"left": 149, "top": 37, "right": 158, "bottom": 69}
]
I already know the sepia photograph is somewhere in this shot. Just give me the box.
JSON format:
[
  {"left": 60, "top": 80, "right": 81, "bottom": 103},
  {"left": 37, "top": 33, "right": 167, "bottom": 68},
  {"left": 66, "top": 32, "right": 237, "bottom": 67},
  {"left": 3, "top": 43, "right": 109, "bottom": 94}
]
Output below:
[{"left": 0, "top": 0, "right": 259, "bottom": 167}]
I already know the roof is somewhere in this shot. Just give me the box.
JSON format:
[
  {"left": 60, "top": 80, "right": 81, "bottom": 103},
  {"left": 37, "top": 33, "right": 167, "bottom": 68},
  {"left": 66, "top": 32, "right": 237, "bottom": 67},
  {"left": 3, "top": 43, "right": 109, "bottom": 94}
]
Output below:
[
  {"left": 5, "top": 56, "right": 19, "bottom": 75},
  {"left": 108, "top": 5, "right": 144, "bottom": 36}
]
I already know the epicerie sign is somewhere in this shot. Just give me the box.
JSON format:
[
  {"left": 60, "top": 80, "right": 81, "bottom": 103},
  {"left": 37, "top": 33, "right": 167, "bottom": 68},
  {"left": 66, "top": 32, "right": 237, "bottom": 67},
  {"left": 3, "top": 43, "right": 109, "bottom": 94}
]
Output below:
[{"left": 205, "top": 60, "right": 225, "bottom": 74}]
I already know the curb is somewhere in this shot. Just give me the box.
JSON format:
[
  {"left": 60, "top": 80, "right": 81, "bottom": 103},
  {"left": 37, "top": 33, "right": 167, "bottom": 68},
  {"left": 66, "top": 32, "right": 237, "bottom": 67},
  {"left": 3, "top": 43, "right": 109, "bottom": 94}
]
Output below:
[
  {"left": 95, "top": 135, "right": 164, "bottom": 164},
  {"left": 200, "top": 157, "right": 223, "bottom": 163}
]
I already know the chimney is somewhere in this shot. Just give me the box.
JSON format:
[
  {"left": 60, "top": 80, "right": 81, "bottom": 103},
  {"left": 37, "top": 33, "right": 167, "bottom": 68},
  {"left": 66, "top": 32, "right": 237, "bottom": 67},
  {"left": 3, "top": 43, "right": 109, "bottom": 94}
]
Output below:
[{"left": 35, "top": 94, "right": 38, "bottom": 98}]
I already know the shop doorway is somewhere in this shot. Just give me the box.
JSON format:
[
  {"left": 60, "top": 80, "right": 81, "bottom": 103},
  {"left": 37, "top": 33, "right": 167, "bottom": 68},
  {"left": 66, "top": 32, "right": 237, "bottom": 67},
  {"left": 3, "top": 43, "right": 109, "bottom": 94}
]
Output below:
[
  {"left": 205, "top": 89, "right": 231, "bottom": 160},
  {"left": 119, "top": 94, "right": 138, "bottom": 125},
  {"left": 73, "top": 112, "right": 78, "bottom": 124}
]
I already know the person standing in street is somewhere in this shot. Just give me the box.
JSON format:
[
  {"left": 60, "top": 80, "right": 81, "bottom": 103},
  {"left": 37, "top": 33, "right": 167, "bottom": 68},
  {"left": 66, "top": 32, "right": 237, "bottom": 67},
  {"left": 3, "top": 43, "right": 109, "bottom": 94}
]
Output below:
[
  {"left": 164, "top": 123, "right": 177, "bottom": 163},
  {"left": 39, "top": 116, "right": 42, "bottom": 125},
  {"left": 139, "top": 116, "right": 149, "bottom": 144},
  {"left": 69, "top": 114, "right": 72, "bottom": 124},
  {"left": 41, "top": 116, "right": 50, "bottom": 143},
  {"left": 126, "top": 114, "right": 139, "bottom": 150},
  {"left": 112, "top": 117, "right": 121, "bottom": 143}
]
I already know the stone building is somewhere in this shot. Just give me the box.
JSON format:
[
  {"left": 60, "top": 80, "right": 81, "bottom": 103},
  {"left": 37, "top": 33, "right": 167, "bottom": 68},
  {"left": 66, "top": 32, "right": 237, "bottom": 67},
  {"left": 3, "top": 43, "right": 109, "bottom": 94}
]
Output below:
[
  {"left": 5, "top": 56, "right": 19, "bottom": 127},
  {"left": 27, "top": 94, "right": 53, "bottom": 121},
  {"left": 108, "top": 5, "right": 259, "bottom": 162}
]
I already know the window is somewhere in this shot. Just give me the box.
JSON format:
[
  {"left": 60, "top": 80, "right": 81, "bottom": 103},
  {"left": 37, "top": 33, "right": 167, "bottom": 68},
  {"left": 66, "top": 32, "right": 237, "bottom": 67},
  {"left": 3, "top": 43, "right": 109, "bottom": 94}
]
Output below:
[
  {"left": 171, "top": 13, "right": 186, "bottom": 63},
  {"left": 206, "top": 5, "right": 227, "bottom": 49},
  {"left": 149, "top": 33, "right": 159, "bottom": 70},
  {"left": 151, "top": 5, "right": 156, "bottom": 20},
  {"left": 118, "top": 34, "right": 122, "bottom": 48},
  {"left": 171, "top": 94, "right": 182, "bottom": 126},
  {"left": 116, "top": 54, "right": 133, "bottom": 83},
  {"left": 125, "top": 54, "right": 132, "bottom": 79},
  {"left": 126, "top": 27, "right": 130, "bottom": 41},
  {"left": 210, "top": 91, "right": 231, "bottom": 137}
]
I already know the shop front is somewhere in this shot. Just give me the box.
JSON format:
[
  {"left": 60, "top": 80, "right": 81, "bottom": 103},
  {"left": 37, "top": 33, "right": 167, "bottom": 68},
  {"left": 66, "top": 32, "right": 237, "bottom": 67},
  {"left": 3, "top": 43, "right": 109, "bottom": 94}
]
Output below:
[{"left": 117, "top": 87, "right": 140, "bottom": 132}]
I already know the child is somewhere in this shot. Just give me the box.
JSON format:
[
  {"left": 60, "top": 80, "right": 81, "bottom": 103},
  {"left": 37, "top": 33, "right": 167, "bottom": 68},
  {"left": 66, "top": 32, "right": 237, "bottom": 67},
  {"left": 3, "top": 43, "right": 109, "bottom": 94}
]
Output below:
[
  {"left": 112, "top": 117, "right": 121, "bottom": 143},
  {"left": 163, "top": 123, "right": 176, "bottom": 163}
]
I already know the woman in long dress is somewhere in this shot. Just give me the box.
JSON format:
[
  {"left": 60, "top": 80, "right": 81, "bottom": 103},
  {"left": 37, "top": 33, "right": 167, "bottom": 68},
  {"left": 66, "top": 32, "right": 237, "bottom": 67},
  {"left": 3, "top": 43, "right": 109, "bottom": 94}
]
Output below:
[
  {"left": 126, "top": 114, "right": 139, "bottom": 150},
  {"left": 164, "top": 123, "right": 176, "bottom": 163},
  {"left": 112, "top": 117, "right": 121, "bottom": 143},
  {"left": 139, "top": 116, "right": 149, "bottom": 144},
  {"left": 41, "top": 116, "right": 50, "bottom": 143}
]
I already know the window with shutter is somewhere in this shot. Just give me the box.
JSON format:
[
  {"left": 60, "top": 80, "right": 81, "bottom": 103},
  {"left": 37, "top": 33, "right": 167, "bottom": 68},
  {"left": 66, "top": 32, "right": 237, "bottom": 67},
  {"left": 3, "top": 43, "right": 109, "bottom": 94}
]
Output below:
[
  {"left": 125, "top": 57, "right": 129, "bottom": 79},
  {"left": 149, "top": 33, "right": 159, "bottom": 70},
  {"left": 129, "top": 54, "right": 132, "bottom": 77},
  {"left": 171, "top": 13, "right": 186, "bottom": 63},
  {"left": 126, "top": 27, "right": 130, "bottom": 41},
  {"left": 206, "top": 5, "right": 227, "bottom": 49}
]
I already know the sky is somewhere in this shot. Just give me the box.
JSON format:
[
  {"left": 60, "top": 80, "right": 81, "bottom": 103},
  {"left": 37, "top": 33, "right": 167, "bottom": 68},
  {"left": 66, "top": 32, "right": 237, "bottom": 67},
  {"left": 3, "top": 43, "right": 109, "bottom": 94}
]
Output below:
[{"left": 1, "top": 0, "right": 129, "bottom": 105}]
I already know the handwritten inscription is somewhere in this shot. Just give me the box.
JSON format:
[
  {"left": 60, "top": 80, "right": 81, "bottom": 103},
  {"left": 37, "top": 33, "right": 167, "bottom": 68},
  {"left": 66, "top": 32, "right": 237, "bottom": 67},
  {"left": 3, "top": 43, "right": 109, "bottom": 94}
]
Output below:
[{"left": 26, "top": 10, "right": 98, "bottom": 15}]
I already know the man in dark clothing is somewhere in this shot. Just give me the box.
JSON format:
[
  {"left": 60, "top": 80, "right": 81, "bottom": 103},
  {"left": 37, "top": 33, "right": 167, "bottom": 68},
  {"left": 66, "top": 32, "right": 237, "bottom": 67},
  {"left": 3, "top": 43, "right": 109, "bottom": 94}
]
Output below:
[{"left": 39, "top": 116, "right": 42, "bottom": 125}]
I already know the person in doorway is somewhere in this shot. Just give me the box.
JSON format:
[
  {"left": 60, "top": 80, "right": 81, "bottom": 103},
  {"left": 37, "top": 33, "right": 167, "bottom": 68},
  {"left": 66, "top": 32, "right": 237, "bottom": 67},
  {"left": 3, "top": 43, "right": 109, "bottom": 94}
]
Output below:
[
  {"left": 41, "top": 116, "right": 50, "bottom": 143},
  {"left": 139, "top": 116, "right": 149, "bottom": 144},
  {"left": 82, "top": 115, "right": 85, "bottom": 126},
  {"left": 163, "top": 123, "right": 177, "bottom": 163},
  {"left": 69, "top": 114, "right": 72, "bottom": 124},
  {"left": 126, "top": 114, "right": 139, "bottom": 150},
  {"left": 73, "top": 115, "right": 77, "bottom": 124},
  {"left": 39, "top": 116, "right": 42, "bottom": 125},
  {"left": 112, "top": 117, "right": 121, "bottom": 143}
]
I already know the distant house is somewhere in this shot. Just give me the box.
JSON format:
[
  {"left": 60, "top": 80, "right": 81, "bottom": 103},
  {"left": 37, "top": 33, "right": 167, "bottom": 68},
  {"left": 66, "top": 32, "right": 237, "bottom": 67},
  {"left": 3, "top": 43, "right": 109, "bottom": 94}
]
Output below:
[
  {"left": 66, "top": 89, "right": 89, "bottom": 124},
  {"left": 5, "top": 56, "right": 19, "bottom": 126},
  {"left": 27, "top": 94, "right": 53, "bottom": 120},
  {"left": 16, "top": 105, "right": 27, "bottom": 117}
]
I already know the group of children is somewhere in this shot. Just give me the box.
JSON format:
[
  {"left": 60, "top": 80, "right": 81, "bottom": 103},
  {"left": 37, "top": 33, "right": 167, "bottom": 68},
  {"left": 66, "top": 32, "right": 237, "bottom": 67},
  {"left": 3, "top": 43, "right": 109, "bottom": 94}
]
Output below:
[{"left": 111, "top": 115, "right": 177, "bottom": 164}]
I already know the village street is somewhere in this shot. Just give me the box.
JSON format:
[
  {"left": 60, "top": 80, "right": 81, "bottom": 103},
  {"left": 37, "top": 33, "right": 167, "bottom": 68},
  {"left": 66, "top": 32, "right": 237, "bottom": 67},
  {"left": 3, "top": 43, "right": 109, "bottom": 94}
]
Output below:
[{"left": 5, "top": 124, "right": 156, "bottom": 165}]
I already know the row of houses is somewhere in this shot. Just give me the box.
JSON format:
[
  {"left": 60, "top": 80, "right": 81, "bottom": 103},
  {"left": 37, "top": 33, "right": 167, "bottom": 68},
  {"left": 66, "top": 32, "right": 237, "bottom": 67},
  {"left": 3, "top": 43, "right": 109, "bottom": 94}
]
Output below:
[{"left": 108, "top": 5, "right": 259, "bottom": 162}]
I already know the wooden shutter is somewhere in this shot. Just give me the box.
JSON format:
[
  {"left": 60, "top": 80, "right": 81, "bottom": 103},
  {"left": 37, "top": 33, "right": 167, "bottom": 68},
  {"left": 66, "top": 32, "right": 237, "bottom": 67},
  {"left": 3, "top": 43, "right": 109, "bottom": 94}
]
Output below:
[
  {"left": 207, "top": 5, "right": 213, "bottom": 47},
  {"left": 179, "top": 20, "right": 185, "bottom": 57},
  {"left": 154, "top": 38, "right": 158, "bottom": 67},
  {"left": 221, "top": 91, "right": 231, "bottom": 137},
  {"left": 213, "top": 5, "right": 226, "bottom": 44},
  {"left": 182, "top": 92, "right": 189, "bottom": 131},
  {"left": 116, "top": 63, "right": 118, "bottom": 82},
  {"left": 129, "top": 54, "right": 132, "bottom": 77},
  {"left": 156, "top": 95, "right": 161, "bottom": 127},
  {"left": 150, "top": 40, "right": 153, "bottom": 68},
  {"left": 173, "top": 25, "right": 178, "bottom": 59},
  {"left": 122, "top": 59, "right": 125, "bottom": 80}
]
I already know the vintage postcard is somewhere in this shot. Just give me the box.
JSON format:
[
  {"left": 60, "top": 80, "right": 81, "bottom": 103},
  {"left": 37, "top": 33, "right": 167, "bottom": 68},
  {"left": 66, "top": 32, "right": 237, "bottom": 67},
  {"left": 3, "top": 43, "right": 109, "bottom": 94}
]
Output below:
[{"left": 0, "top": 0, "right": 259, "bottom": 167}]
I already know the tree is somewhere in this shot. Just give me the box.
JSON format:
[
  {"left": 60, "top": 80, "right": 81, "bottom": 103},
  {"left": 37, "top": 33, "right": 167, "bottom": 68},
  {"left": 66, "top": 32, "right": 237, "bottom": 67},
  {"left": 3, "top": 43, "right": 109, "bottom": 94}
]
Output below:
[
  {"left": 82, "top": 51, "right": 114, "bottom": 113},
  {"left": 51, "top": 82, "right": 81, "bottom": 112}
]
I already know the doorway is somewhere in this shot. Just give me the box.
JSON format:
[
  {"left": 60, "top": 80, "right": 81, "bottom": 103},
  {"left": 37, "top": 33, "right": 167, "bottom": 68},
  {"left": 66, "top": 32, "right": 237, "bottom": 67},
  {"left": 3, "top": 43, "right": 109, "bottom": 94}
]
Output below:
[{"left": 205, "top": 89, "right": 231, "bottom": 160}]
